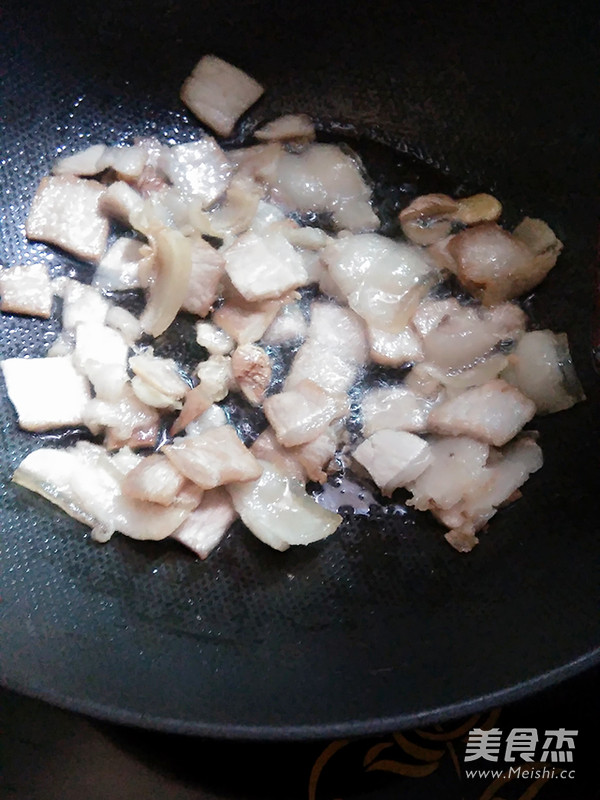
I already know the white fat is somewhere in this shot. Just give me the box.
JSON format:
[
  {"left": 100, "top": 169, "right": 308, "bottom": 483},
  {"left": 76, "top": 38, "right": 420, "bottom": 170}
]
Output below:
[
  {"left": 163, "top": 426, "right": 262, "bottom": 489},
  {"left": 74, "top": 322, "right": 129, "bottom": 401},
  {"left": 100, "top": 145, "right": 147, "bottom": 179},
  {"left": 224, "top": 231, "right": 308, "bottom": 301},
  {"left": 53, "top": 144, "right": 107, "bottom": 177},
  {"left": 250, "top": 427, "right": 306, "bottom": 483},
  {"left": 322, "top": 233, "right": 435, "bottom": 332},
  {"left": 129, "top": 351, "right": 189, "bottom": 400},
  {"left": 99, "top": 180, "right": 145, "bottom": 226},
  {"left": 248, "top": 199, "right": 287, "bottom": 235},
  {"left": 172, "top": 487, "right": 237, "bottom": 558},
  {"left": 180, "top": 55, "right": 264, "bottom": 137},
  {"left": 501, "top": 330, "right": 585, "bottom": 415},
  {"left": 93, "top": 237, "right": 146, "bottom": 291},
  {"left": 1, "top": 355, "right": 90, "bottom": 431},
  {"left": 285, "top": 301, "right": 368, "bottom": 394},
  {"left": 83, "top": 386, "right": 159, "bottom": 448},
  {"left": 182, "top": 237, "right": 225, "bottom": 317},
  {"left": 131, "top": 376, "right": 183, "bottom": 410},
  {"left": 427, "top": 379, "right": 536, "bottom": 446},
  {"left": 263, "top": 379, "right": 348, "bottom": 447},
  {"left": 26, "top": 175, "right": 108, "bottom": 262},
  {"left": 255, "top": 114, "right": 315, "bottom": 142},
  {"left": 140, "top": 228, "right": 192, "bottom": 336},
  {"left": 212, "top": 288, "right": 285, "bottom": 345},
  {"left": 262, "top": 303, "right": 307, "bottom": 344},
  {"left": 353, "top": 430, "right": 432, "bottom": 496},
  {"left": 361, "top": 386, "right": 435, "bottom": 436},
  {"left": 47, "top": 330, "right": 75, "bottom": 357},
  {"left": 228, "top": 460, "right": 341, "bottom": 550},
  {"left": 407, "top": 436, "right": 491, "bottom": 512},
  {"left": 122, "top": 453, "right": 185, "bottom": 506},
  {"left": 196, "top": 321, "right": 234, "bottom": 355},
  {"left": 207, "top": 176, "right": 263, "bottom": 237},
  {"left": 14, "top": 442, "right": 200, "bottom": 541},
  {"left": 368, "top": 325, "right": 424, "bottom": 367},
  {"left": 270, "top": 143, "right": 379, "bottom": 232},
  {"left": 158, "top": 138, "right": 232, "bottom": 207},
  {"left": 0, "top": 263, "right": 52, "bottom": 318},
  {"left": 289, "top": 425, "right": 339, "bottom": 483},
  {"left": 283, "top": 226, "right": 332, "bottom": 250},
  {"left": 411, "top": 297, "right": 462, "bottom": 338},
  {"left": 105, "top": 306, "right": 142, "bottom": 346},
  {"left": 196, "top": 354, "right": 236, "bottom": 401},
  {"left": 61, "top": 281, "right": 109, "bottom": 330},
  {"left": 185, "top": 404, "right": 228, "bottom": 436}
]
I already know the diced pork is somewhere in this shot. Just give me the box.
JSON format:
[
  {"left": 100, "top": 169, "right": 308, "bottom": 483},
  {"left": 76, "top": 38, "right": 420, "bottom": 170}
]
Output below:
[{"left": 0, "top": 263, "right": 52, "bottom": 318}]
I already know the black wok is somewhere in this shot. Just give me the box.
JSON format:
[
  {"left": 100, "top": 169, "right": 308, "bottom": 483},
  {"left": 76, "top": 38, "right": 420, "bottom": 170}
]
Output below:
[{"left": 1, "top": 0, "right": 599, "bottom": 739}]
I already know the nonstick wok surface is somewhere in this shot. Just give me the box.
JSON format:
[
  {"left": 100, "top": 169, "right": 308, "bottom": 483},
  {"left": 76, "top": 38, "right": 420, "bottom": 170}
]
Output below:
[{"left": 1, "top": 0, "right": 599, "bottom": 738}]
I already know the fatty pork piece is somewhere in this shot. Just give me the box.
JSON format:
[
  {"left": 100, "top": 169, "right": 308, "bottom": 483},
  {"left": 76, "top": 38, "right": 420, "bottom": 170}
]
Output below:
[
  {"left": 141, "top": 228, "right": 192, "bottom": 337},
  {"left": 263, "top": 378, "right": 349, "bottom": 447},
  {"left": 26, "top": 175, "right": 109, "bottom": 262},
  {"left": 251, "top": 427, "right": 307, "bottom": 483},
  {"left": 181, "top": 236, "right": 225, "bottom": 318},
  {"left": 171, "top": 357, "right": 235, "bottom": 434},
  {"left": 269, "top": 143, "right": 379, "bottom": 232},
  {"left": 228, "top": 460, "right": 342, "bottom": 551},
  {"left": 0, "top": 263, "right": 52, "bottom": 318},
  {"left": 180, "top": 55, "right": 264, "bottom": 138},
  {"left": 93, "top": 237, "right": 147, "bottom": 291},
  {"left": 447, "top": 220, "right": 562, "bottom": 306},
  {"left": 59, "top": 280, "right": 109, "bottom": 330},
  {"left": 212, "top": 283, "right": 290, "bottom": 344},
  {"left": 406, "top": 435, "right": 543, "bottom": 552},
  {"left": 1, "top": 355, "right": 90, "bottom": 431},
  {"left": 427, "top": 379, "right": 536, "bottom": 447},
  {"left": 231, "top": 343, "right": 272, "bottom": 406},
  {"left": 129, "top": 350, "right": 189, "bottom": 410},
  {"left": 105, "top": 305, "right": 143, "bottom": 346},
  {"left": 83, "top": 385, "right": 160, "bottom": 450},
  {"left": 254, "top": 114, "right": 316, "bottom": 143},
  {"left": 52, "top": 144, "right": 107, "bottom": 177},
  {"left": 171, "top": 487, "right": 238, "bottom": 559},
  {"left": 501, "top": 330, "right": 585, "bottom": 414},
  {"left": 163, "top": 425, "right": 262, "bottom": 490},
  {"left": 122, "top": 453, "right": 185, "bottom": 506},
  {"left": 13, "top": 442, "right": 202, "bottom": 541},
  {"left": 285, "top": 301, "right": 368, "bottom": 394},
  {"left": 360, "top": 385, "right": 437, "bottom": 437},
  {"left": 204, "top": 176, "right": 264, "bottom": 239},
  {"left": 406, "top": 353, "right": 510, "bottom": 396},
  {"left": 322, "top": 233, "right": 436, "bottom": 333},
  {"left": 419, "top": 300, "right": 527, "bottom": 371},
  {"left": 157, "top": 138, "right": 233, "bottom": 207},
  {"left": 185, "top": 403, "right": 228, "bottom": 436},
  {"left": 99, "top": 181, "right": 145, "bottom": 226},
  {"left": 262, "top": 302, "right": 308, "bottom": 345},
  {"left": 399, "top": 192, "right": 502, "bottom": 246},
  {"left": 195, "top": 321, "right": 234, "bottom": 355},
  {"left": 353, "top": 430, "right": 432, "bottom": 496},
  {"left": 223, "top": 230, "right": 309, "bottom": 301},
  {"left": 289, "top": 424, "right": 340, "bottom": 483},
  {"left": 368, "top": 326, "right": 424, "bottom": 367},
  {"left": 73, "top": 322, "right": 129, "bottom": 402}
]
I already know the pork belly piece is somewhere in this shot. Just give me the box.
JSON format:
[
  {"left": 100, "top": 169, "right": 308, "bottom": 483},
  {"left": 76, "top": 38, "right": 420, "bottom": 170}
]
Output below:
[
  {"left": 180, "top": 236, "right": 225, "bottom": 318},
  {"left": 52, "top": 144, "right": 107, "bottom": 177},
  {"left": 353, "top": 430, "right": 432, "bottom": 496},
  {"left": 231, "top": 343, "right": 272, "bottom": 406},
  {"left": 289, "top": 426, "right": 339, "bottom": 483},
  {"left": 163, "top": 425, "right": 262, "bottom": 489},
  {"left": 206, "top": 175, "right": 263, "bottom": 238},
  {"left": 195, "top": 321, "right": 234, "bottom": 355},
  {"left": 180, "top": 55, "right": 264, "bottom": 138},
  {"left": 158, "top": 138, "right": 233, "bottom": 207},
  {"left": 322, "top": 233, "right": 435, "bottom": 332},
  {"left": 448, "top": 222, "right": 562, "bottom": 305},
  {"left": 60, "top": 280, "right": 109, "bottom": 330},
  {"left": 0, "top": 263, "right": 52, "bottom": 318},
  {"left": 427, "top": 379, "right": 536, "bottom": 446},
  {"left": 74, "top": 322, "right": 129, "bottom": 402},
  {"left": 1, "top": 355, "right": 90, "bottom": 431},
  {"left": 501, "top": 330, "right": 585, "bottom": 414},
  {"left": 262, "top": 302, "right": 308, "bottom": 344},
  {"left": 228, "top": 460, "right": 341, "bottom": 551},
  {"left": 223, "top": 231, "right": 308, "bottom": 301},
  {"left": 285, "top": 301, "right": 368, "bottom": 394},
  {"left": 212, "top": 284, "right": 286, "bottom": 344},
  {"left": 171, "top": 487, "right": 238, "bottom": 558},
  {"left": 13, "top": 442, "right": 201, "bottom": 541},
  {"left": 270, "top": 143, "right": 379, "bottom": 232},
  {"left": 83, "top": 385, "right": 160, "bottom": 450},
  {"left": 368, "top": 325, "right": 423, "bottom": 367},
  {"left": 122, "top": 453, "right": 186, "bottom": 506},
  {"left": 185, "top": 403, "right": 228, "bottom": 436},
  {"left": 255, "top": 114, "right": 315, "bottom": 143},
  {"left": 105, "top": 306, "right": 142, "bottom": 346},
  {"left": 93, "top": 237, "right": 146, "bottom": 291},
  {"left": 129, "top": 350, "right": 189, "bottom": 400},
  {"left": 263, "top": 378, "right": 349, "bottom": 447},
  {"left": 250, "top": 427, "right": 307, "bottom": 483},
  {"left": 360, "top": 386, "right": 435, "bottom": 437},
  {"left": 26, "top": 175, "right": 108, "bottom": 262},
  {"left": 99, "top": 180, "right": 145, "bottom": 226},
  {"left": 99, "top": 145, "right": 148, "bottom": 180}
]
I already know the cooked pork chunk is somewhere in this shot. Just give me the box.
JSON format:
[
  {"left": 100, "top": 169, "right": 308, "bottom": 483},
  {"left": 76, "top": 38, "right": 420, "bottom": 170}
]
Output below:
[
  {"left": 74, "top": 322, "right": 129, "bottom": 402},
  {"left": 255, "top": 114, "right": 315, "bottom": 143},
  {"left": 361, "top": 386, "right": 435, "bottom": 436},
  {"left": 0, "top": 263, "right": 52, "bottom": 318},
  {"left": 122, "top": 453, "right": 186, "bottom": 506},
  {"left": 353, "top": 430, "right": 432, "bottom": 495},
  {"left": 263, "top": 378, "right": 348, "bottom": 447},
  {"left": 171, "top": 487, "right": 238, "bottom": 558},
  {"left": 231, "top": 343, "right": 272, "bottom": 406}
]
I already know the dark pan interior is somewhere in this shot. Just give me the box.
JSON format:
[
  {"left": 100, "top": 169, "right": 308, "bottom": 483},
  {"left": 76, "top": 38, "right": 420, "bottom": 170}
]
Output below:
[{"left": 1, "top": 0, "right": 599, "bottom": 738}]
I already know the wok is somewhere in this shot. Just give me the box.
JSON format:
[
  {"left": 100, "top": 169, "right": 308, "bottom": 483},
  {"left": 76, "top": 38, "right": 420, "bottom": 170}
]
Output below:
[{"left": 1, "top": 0, "right": 599, "bottom": 739}]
